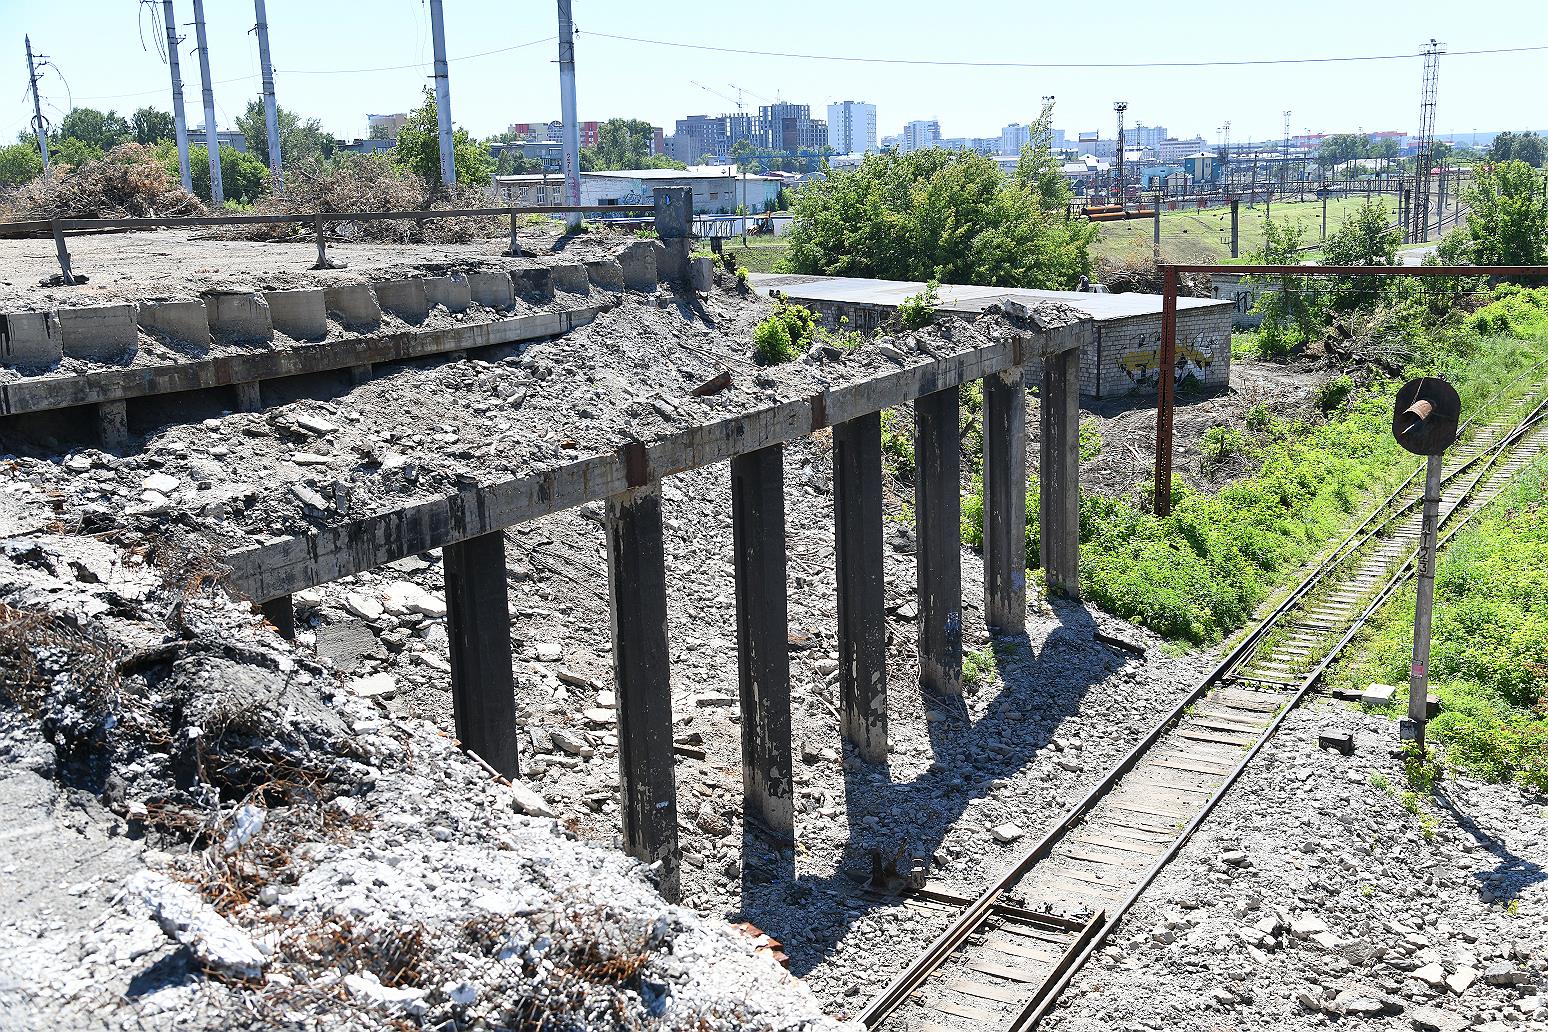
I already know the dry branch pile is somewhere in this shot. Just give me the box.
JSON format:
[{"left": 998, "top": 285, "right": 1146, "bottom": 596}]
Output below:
[{"left": 0, "top": 143, "right": 206, "bottom": 224}]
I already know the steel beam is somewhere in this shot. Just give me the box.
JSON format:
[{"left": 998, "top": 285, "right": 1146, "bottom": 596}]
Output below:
[
  {"left": 606, "top": 482, "right": 680, "bottom": 901},
  {"left": 731, "top": 446, "right": 795, "bottom": 841},
  {"left": 1154, "top": 266, "right": 1179, "bottom": 516},
  {"left": 915, "top": 388, "right": 962, "bottom": 695},
  {"left": 833, "top": 412, "right": 888, "bottom": 762},
  {"left": 443, "top": 530, "right": 520, "bottom": 778},
  {"left": 1040, "top": 347, "right": 1081, "bottom": 598},
  {"left": 983, "top": 368, "right": 1027, "bottom": 632}
]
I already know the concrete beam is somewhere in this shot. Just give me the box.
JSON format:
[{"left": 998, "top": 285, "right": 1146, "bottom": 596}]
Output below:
[
  {"left": 915, "top": 388, "right": 962, "bottom": 695},
  {"left": 467, "top": 272, "right": 514, "bottom": 310},
  {"left": 204, "top": 293, "right": 273, "bottom": 345},
  {"left": 1039, "top": 347, "right": 1080, "bottom": 598},
  {"left": 833, "top": 412, "right": 887, "bottom": 763},
  {"left": 424, "top": 274, "right": 472, "bottom": 313},
  {"left": 96, "top": 399, "right": 129, "bottom": 450},
  {"left": 264, "top": 289, "right": 327, "bottom": 342},
  {"left": 59, "top": 305, "right": 138, "bottom": 361},
  {"left": 983, "top": 367, "right": 1027, "bottom": 632},
  {"left": 443, "top": 530, "right": 520, "bottom": 778},
  {"left": 0, "top": 307, "right": 605, "bottom": 418},
  {"left": 137, "top": 300, "right": 210, "bottom": 349},
  {"left": 323, "top": 284, "right": 382, "bottom": 332},
  {"left": 512, "top": 268, "right": 557, "bottom": 300},
  {"left": 616, "top": 240, "right": 659, "bottom": 291},
  {"left": 605, "top": 482, "right": 679, "bottom": 902},
  {"left": 654, "top": 187, "right": 692, "bottom": 285},
  {"left": 584, "top": 259, "right": 626, "bottom": 293},
  {"left": 225, "top": 328, "right": 1035, "bottom": 602},
  {"left": 730, "top": 445, "right": 795, "bottom": 842},
  {"left": 233, "top": 381, "right": 262, "bottom": 412},
  {"left": 374, "top": 279, "right": 430, "bottom": 324},
  {"left": 0, "top": 311, "right": 62, "bottom": 369},
  {"left": 550, "top": 265, "right": 590, "bottom": 295}
]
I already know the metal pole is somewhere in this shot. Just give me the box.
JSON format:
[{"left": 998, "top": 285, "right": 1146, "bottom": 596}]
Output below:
[
  {"left": 428, "top": 0, "right": 457, "bottom": 190},
  {"left": 253, "top": 0, "right": 281, "bottom": 187},
  {"left": 1152, "top": 189, "right": 1161, "bottom": 263},
  {"left": 1405, "top": 451, "right": 1444, "bottom": 753},
  {"left": 25, "top": 36, "right": 50, "bottom": 174},
  {"left": 191, "top": 0, "right": 223, "bottom": 204},
  {"left": 162, "top": 1, "right": 192, "bottom": 191},
  {"left": 1230, "top": 199, "right": 1239, "bottom": 258},
  {"left": 556, "top": 0, "right": 583, "bottom": 230},
  {"left": 1153, "top": 265, "right": 1178, "bottom": 516},
  {"left": 1321, "top": 191, "right": 1328, "bottom": 241}
]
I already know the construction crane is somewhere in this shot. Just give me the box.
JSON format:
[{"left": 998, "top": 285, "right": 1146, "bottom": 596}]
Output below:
[{"left": 692, "top": 80, "right": 743, "bottom": 110}]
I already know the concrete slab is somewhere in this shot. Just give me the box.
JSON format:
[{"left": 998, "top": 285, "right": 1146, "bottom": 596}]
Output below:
[
  {"left": 511, "top": 268, "right": 555, "bottom": 301},
  {"left": 204, "top": 293, "right": 274, "bottom": 345},
  {"left": 59, "top": 304, "right": 139, "bottom": 361},
  {"left": 616, "top": 240, "right": 660, "bottom": 291},
  {"left": 690, "top": 257, "right": 715, "bottom": 294},
  {"left": 466, "top": 272, "right": 514, "bottom": 310},
  {"left": 264, "top": 289, "right": 327, "bottom": 342},
  {"left": 551, "top": 265, "right": 590, "bottom": 295},
  {"left": 323, "top": 284, "right": 382, "bottom": 331},
  {"left": 374, "top": 279, "right": 430, "bottom": 324},
  {"left": 424, "top": 274, "right": 472, "bottom": 313},
  {"left": 137, "top": 300, "right": 210, "bottom": 348},
  {"left": 584, "top": 259, "right": 626, "bottom": 293},
  {"left": 1, "top": 310, "right": 62, "bottom": 369}
]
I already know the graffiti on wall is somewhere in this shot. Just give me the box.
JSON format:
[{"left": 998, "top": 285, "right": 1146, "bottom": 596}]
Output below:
[{"left": 1116, "top": 330, "right": 1221, "bottom": 388}]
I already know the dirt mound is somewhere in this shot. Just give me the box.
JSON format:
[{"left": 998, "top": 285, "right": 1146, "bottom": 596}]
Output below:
[{"left": 0, "top": 143, "right": 206, "bottom": 224}]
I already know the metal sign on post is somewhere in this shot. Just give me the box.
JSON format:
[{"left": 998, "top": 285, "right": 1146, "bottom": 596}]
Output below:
[{"left": 1391, "top": 376, "right": 1460, "bottom": 753}]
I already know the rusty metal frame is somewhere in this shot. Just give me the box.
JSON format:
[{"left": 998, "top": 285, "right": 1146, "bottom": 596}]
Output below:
[{"left": 1153, "top": 262, "right": 1548, "bottom": 516}]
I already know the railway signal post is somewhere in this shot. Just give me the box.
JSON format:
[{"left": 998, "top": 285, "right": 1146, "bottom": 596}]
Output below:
[{"left": 1391, "top": 376, "right": 1460, "bottom": 753}]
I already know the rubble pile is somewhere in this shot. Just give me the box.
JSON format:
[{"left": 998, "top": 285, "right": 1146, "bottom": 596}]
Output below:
[{"left": 0, "top": 143, "right": 206, "bottom": 224}]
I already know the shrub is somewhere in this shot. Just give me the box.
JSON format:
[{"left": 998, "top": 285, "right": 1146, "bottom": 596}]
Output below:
[
  {"left": 1078, "top": 419, "right": 1103, "bottom": 461},
  {"left": 752, "top": 317, "right": 796, "bottom": 365},
  {"left": 1317, "top": 374, "right": 1355, "bottom": 412},
  {"left": 1201, "top": 425, "right": 1247, "bottom": 466},
  {"left": 897, "top": 279, "right": 940, "bottom": 329},
  {"left": 879, "top": 409, "right": 916, "bottom": 483}
]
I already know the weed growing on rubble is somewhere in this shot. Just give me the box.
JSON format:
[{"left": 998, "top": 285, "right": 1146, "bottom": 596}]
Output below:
[
  {"left": 896, "top": 279, "right": 940, "bottom": 330},
  {"left": 962, "top": 646, "right": 996, "bottom": 688},
  {"left": 753, "top": 299, "right": 819, "bottom": 364}
]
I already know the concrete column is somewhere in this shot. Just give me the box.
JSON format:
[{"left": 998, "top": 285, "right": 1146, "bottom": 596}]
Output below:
[
  {"left": 1039, "top": 348, "right": 1081, "bottom": 599},
  {"left": 233, "top": 381, "right": 262, "bottom": 412},
  {"left": 653, "top": 186, "right": 693, "bottom": 285},
  {"left": 730, "top": 446, "right": 795, "bottom": 843},
  {"left": 605, "top": 483, "right": 679, "bottom": 902},
  {"left": 443, "top": 531, "right": 520, "bottom": 778},
  {"left": 96, "top": 400, "right": 129, "bottom": 450},
  {"left": 833, "top": 412, "right": 887, "bottom": 763},
  {"left": 258, "top": 595, "right": 295, "bottom": 639},
  {"left": 915, "top": 389, "right": 962, "bottom": 695},
  {"left": 350, "top": 363, "right": 372, "bottom": 386},
  {"left": 983, "top": 368, "right": 1027, "bottom": 633}
]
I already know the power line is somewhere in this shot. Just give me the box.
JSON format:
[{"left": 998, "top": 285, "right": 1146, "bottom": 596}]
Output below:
[{"left": 579, "top": 30, "right": 1548, "bottom": 69}]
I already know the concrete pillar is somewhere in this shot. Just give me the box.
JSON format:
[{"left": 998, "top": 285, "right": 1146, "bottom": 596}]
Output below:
[
  {"left": 833, "top": 412, "right": 887, "bottom": 763},
  {"left": 443, "top": 530, "right": 520, "bottom": 778},
  {"left": 730, "top": 445, "right": 795, "bottom": 843},
  {"left": 233, "top": 381, "right": 262, "bottom": 412},
  {"left": 983, "top": 368, "right": 1027, "bottom": 633},
  {"left": 605, "top": 483, "right": 679, "bottom": 901},
  {"left": 259, "top": 595, "right": 295, "bottom": 640},
  {"left": 915, "top": 388, "right": 962, "bottom": 695},
  {"left": 653, "top": 186, "right": 693, "bottom": 285},
  {"left": 349, "top": 364, "right": 372, "bottom": 386},
  {"left": 96, "top": 400, "right": 129, "bottom": 450},
  {"left": 1039, "top": 348, "right": 1081, "bottom": 599}
]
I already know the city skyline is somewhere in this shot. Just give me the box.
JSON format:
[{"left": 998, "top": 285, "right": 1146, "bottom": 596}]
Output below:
[{"left": 6, "top": 0, "right": 1546, "bottom": 151}]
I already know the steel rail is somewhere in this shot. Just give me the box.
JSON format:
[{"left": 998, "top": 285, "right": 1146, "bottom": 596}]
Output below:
[
  {"left": 0, "top": 204, "right": 656, "bottom": 236},
  {"left": 859, "top": 375, "right": 1548, "bottom": 1031}
]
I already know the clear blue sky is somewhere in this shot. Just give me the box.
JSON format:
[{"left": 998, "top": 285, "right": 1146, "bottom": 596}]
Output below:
[{"left": 4, "top": 0, "right": 1543, "bottom": 148}]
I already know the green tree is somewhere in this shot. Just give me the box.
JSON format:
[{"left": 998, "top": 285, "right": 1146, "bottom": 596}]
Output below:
[
  {"left": 1011, "top": 99, "right": 1072, "bottom": 214},
  {"left": 51, "top": 136, "right": 103, "bottom": 168},
  {"left": 782, "top": 145, "right": 1095, "bottom": 288},
  {"left": 0, "top": 142, "right": 44, "bottom": 186},
  {"left": 1490, "top": 131, "right": 1547, "bottom": 168},
  {"left": 234, "top": 100, "right": 334, "bottom": 171},
  {"left": 1437, "top": 160, "right": 1548, "bottom": 266},
  {"left": 595, "top": 118, "right": 656, "bottom": 169},
  {"left": 130, "top": 106, "right": 175, "bottom": 146},
  {"left": 163, "top": 142, "right": 269, "bottom": 205},
  {"left": 1321, "top": 197, "right": 1403, "bottom": 309},
  {"left": 1248, "top": 218, "right": 1325, "bottom": 357},
  {"left": 390, "top": 88, "right": 493, "bottom": 190},
  {"left": 55, "top": 107, "right": 131, "bottom": 151},
  {"left": 1317, "top": 134, "right": 1369, "bottom": 178}
]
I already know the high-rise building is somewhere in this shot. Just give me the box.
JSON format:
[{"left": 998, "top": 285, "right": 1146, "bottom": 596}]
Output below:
[
  {"left": 827, "top": 100, "right": 878, "bottom": 154},
  {"left": 1000, "top": 123, "right": 1031, "bottom": 155},
  {"left": 901, "top": 120, "right": 941, "bottom": 153},
  {"left": 1131, "top": 123, "right": 1167, "bottom": 149},
  {"left": 673, "top": 114, "right": 730, "bottom": 162},
  {"left": 759, "top": 103, "right": 827, "bottom": 152},
  {"left": 367, "top": 112, "right": 407, "bottom": 139},
  {"left": 507, "top": 120, "right": 599, "bottom": 148}
]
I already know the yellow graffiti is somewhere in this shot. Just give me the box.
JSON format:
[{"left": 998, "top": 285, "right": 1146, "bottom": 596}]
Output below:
[{"left": 1118, "top": 341, "right": 1214, "bottom": 378}]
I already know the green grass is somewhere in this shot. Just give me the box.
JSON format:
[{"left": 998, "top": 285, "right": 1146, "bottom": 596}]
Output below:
[
  {"left": 1092, "top": 196, "right": 1390, "bottom": 266},
  {"left": 1328, "top": 457, "right": 1548, "bottom": 792},
  {"left": 723, "top": 238, "right": 790, "bottom": 274}
]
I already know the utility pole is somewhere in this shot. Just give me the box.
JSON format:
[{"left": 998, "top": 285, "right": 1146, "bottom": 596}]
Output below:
[
  {"left": 557, "top": 0, "right": 583, "bottom": 229},
  {"left": 428, "top": 0, "right": 457, "bottom": 191},
  {"left": 24, "top": 36, "right": 50, "bottom": 174},
  {"left": 253, "top": 0, "right": 281, "bottom": 187},
  {"left": 1281, "top": 110, "right": 1291, "bottom": 194},
  {"left": 1113, "top": 101, "right": 1127, "bottom": 207},
  {"left": 191, "top": 0, "right": 223, "bottom": 204},
  {"left": 162, "top": 1, "right": 192, "bottom": 191}
]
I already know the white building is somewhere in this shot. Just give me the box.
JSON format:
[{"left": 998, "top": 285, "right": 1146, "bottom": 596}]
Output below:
[
  {"left": 1000, "top": 123, "right": 1031, "bottom": 155},
  {"left": 901, "top": 120, "right": 941, "bottom": 153},
  {"left": 1158, "top": 136, "right": 1209, "bottom": 162},
  {"left": 490, "top": 165, "right": 786, "bottom": 215},
  {"left": 827, "top": 100, "right": 878, "bottom": 154}
]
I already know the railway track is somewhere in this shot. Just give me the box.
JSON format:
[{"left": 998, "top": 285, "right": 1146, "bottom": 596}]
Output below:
[{"left": 859, "top": 378, "right": 1548, "bottom": 1032}]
